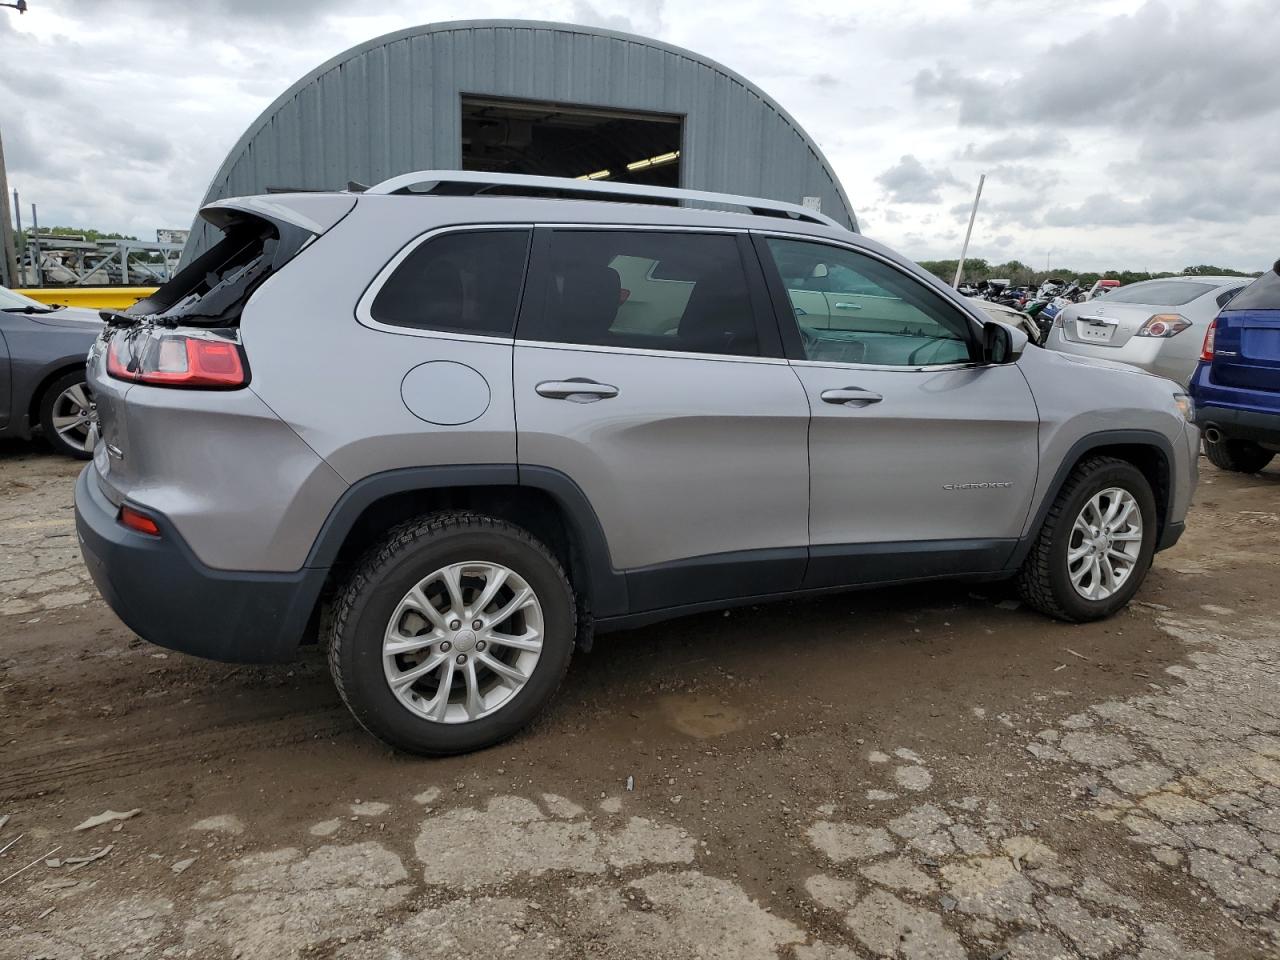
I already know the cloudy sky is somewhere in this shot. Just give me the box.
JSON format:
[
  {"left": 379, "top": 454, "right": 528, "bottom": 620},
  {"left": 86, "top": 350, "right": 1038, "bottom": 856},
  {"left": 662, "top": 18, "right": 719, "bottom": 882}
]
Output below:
[{"left": 2, "top": 0, "right": 1277, "bottom": 272}]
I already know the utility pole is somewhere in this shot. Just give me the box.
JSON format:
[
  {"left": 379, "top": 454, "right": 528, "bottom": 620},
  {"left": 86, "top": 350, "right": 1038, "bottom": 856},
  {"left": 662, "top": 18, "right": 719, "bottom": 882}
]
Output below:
[
  {"left": 953, "top": 173, "right": 985, "bottom": 289},
  {"left": 0, "top": 127, "right": 18, "bottom": 288},
  {"left": 29, "top": 202, "right": 42, "bottom": 287}
]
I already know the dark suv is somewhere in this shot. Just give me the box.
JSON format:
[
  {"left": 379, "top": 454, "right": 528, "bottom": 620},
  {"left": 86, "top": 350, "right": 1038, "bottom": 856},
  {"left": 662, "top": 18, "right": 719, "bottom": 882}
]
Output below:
[{"left": 1191, "top": 260, "right": 1280, "bottom": 473}]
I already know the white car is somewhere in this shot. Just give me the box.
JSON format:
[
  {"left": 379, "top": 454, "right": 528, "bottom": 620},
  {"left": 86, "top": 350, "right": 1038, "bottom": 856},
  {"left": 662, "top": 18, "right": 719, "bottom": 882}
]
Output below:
[{"left": 1046, "top": 276, "right": 1248, "bottom": 384}]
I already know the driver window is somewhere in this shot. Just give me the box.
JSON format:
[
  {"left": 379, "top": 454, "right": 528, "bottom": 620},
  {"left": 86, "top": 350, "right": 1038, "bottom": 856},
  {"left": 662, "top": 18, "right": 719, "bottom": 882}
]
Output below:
[{"left": 766, "top": 238, "right": 975, "bottom": 367}]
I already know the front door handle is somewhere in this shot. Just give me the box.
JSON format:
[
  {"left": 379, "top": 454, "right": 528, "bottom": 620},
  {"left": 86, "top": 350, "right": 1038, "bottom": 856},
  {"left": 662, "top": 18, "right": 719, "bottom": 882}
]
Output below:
[
  {"left": 820, "top": 387, "right": 883, "bottom": 407},
  {"left": 535, "top": 378, "right": 619, "bottom": 403},
  {"left": 832, "top": 302, "right": 862, "bottom": 310}
]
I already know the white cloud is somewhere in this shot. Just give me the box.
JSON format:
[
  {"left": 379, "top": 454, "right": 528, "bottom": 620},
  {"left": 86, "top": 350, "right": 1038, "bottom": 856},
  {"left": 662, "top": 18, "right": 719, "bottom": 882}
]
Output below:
[{"left": 0, "top": 0, "right": 1275, "bottom": 271}]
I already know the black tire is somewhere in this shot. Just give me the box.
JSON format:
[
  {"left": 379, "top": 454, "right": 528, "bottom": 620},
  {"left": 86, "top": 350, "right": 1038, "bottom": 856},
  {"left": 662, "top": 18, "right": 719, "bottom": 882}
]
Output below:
[
  {"left": 1203, "top": 436, "right": 1275, "bottom": 474},
  {"left": 327, "top": 511, "right": 575, "bottom": 755},
  {"left": 38, "top": 371, "right": 95, "bottom": 460},
  {"left": 1016, "top": 457, "right": 1157, "bottom": 622}
]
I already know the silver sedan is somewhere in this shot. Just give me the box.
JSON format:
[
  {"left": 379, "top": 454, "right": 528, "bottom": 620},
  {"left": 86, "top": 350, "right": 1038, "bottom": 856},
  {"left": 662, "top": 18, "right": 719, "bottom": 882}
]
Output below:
[{"left": 1045, "top": 275, "right": 1248, "bottom": 385}]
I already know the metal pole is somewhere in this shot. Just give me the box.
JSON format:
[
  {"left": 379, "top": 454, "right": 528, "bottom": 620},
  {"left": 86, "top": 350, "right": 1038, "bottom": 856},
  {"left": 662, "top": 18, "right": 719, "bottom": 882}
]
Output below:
[
  {"left": 30, "top": 202, "right": 42, "bottom": 287},
  {"left": 0, "top": 127, "right": 17, "bottom": 288},
  {"left": 952, "top": 173, "right": 985, "bottom": 289}
]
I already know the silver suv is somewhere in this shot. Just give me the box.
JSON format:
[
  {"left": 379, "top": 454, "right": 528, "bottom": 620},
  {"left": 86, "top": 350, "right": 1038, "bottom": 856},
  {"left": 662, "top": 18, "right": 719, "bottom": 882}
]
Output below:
[{"left": 75, "top": 172, "right": 1198, "bottom": 755}]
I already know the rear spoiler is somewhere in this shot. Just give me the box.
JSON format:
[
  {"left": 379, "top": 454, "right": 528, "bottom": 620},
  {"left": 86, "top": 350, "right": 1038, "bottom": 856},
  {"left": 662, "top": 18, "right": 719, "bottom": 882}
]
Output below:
[{"left": 200, "top": 193, "right": 356, "bottom": 238}]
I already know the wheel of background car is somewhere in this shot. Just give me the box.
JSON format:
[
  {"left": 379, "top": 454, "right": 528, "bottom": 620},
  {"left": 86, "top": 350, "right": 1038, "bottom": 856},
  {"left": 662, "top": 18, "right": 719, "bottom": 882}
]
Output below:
[
  {"left": 1016, "top": 456, "right": 1157, "bottom": 622},
  {"left": 39, "top": 371, "right": 97, "bottom": 461},
  {"left": 326, "top": 511, "right": 576, "bottom": 755},
  {"left": 1203, "top": 436, "right": 1275, "bottom": 474}
]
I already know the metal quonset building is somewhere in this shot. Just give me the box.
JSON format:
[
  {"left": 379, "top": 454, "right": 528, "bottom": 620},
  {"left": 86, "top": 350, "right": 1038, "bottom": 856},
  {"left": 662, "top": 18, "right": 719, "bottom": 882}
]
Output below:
[{"left": 184, "top": 19, "right": 856, "bottom": 260}]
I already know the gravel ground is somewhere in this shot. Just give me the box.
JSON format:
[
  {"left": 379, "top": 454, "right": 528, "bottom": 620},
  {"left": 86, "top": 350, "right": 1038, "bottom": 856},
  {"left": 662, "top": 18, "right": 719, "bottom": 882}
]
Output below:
[{"left": 1, "top": 438, "right": 1278, "bottom": 959}]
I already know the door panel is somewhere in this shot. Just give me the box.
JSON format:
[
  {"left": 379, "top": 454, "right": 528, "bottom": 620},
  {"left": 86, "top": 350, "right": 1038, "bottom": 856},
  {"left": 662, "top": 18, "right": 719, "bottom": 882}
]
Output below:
[
  {"left": 794, "top": 362, "right": 1039, "bottom": 578},
  {"left": 514, "top": 345, "right": 810, "bottom": 585}
]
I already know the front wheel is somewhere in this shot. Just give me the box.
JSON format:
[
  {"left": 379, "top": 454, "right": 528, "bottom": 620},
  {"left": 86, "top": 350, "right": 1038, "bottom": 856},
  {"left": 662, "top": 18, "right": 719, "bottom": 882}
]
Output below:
[
  {"left": 1017, "top": 457, "right": 1157, "bottom": 622},
  {"left": 327, "top": 512, "right": 576, "bottom": 755},
  {"left": 39, "top": 371, "right": 96, "bottom": 460},
  {"left": 1203, "top": 436, "right": 1275, "bottom": 474}
]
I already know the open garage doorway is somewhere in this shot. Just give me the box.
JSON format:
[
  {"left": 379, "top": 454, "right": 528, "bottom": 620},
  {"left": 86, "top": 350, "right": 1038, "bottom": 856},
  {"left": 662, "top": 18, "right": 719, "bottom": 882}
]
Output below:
[{"left": 461, "top": 95, "right": 683, "bottom": 187}]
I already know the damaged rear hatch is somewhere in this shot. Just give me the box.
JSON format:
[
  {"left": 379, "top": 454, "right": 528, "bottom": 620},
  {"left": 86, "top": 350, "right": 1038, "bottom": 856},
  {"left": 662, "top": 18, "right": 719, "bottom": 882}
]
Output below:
[{"left": 90, "top": 193, "right": 356, "bottom": 498}]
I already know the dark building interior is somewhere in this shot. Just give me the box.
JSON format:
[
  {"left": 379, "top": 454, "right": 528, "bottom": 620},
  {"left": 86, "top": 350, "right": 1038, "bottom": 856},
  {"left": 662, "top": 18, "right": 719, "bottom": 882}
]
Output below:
[{"left": 461, "top": 96, "right": 683, "bottom": 187}]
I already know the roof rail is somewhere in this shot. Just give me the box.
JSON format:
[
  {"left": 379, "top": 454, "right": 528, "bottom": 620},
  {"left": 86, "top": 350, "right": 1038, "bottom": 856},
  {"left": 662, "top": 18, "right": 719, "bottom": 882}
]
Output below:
[{"left": 363, "top": 170, "right": 846, "bottom": 229}]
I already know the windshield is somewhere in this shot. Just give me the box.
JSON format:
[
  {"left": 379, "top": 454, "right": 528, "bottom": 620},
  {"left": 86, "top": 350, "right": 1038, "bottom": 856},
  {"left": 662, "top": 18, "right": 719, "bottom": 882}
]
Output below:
[
  {"left": 0, "top": 286, "right": 47, "bottom": 310},
  {"left": 1099, "top": 280, "right": 1217, "bottom": 306},
  {"left": 1223, "top": 266, "right": 1280, "bottom": 312}
]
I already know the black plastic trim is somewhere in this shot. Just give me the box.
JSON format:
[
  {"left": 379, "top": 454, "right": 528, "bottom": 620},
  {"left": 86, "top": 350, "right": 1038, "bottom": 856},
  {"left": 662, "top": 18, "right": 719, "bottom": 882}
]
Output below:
[
  {"left": 75, "top": 466, "right": 324, "bottom": 663},
  {"left": 597, "top": 562, "right": 1009, "bottom": 634},
  {"left": 302, "top": 462, "right": 629, "bottom": 618},
  {"left": 626, "top": 546, "right": 805, "bottom": 613},
  {"left": 1157, "top": 520, "right": 1185, "bottom": 552},
  {"left": 805, "top": 538, "right": 1017, "bottom": 589},
  {"left": 303, "top": 465, "right": 519, "bottom": 567},
  {"left": 1008, "top": 428, "right": 1179, "bottom": 567},
  {"left": 1196, "top": 404, "right": 1280, "bottom": 447}
]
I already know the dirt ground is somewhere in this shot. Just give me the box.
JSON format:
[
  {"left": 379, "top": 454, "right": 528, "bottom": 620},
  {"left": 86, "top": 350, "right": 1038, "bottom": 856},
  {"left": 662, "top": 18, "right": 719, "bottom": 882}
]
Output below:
[{"left": 2, "top": 438, "right": 1279, "bottom": 960}]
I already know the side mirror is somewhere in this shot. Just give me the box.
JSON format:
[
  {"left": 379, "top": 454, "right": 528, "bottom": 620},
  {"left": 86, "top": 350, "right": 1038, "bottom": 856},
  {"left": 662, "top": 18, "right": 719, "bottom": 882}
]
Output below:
[{"left": 982, "top": 320, "right": 1025, "bottom": 364}]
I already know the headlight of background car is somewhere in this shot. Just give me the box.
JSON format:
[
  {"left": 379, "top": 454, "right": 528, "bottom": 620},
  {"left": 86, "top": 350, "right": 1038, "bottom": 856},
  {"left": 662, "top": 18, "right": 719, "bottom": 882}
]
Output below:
[{"left": 1173, "top": 393, "right": 1194, "bottom": 420}]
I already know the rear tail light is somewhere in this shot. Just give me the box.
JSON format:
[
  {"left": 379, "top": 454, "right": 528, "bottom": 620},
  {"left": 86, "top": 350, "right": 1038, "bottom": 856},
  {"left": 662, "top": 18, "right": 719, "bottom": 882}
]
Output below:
[
  {"left": 107, "top": 330, "right": 247, "bottom": 388},
  {"left": 118, "top": 505, "right": 161, "bottom": 537},
  {"left": 1200, "top": 318, "right": 1217, "bottom": 361},
  {"left": 1135, "top": 314, "right": 1191, "bottom": 338}
]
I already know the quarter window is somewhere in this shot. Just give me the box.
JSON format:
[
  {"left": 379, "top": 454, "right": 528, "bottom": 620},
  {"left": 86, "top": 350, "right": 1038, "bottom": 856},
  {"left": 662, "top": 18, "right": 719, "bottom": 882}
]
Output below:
[
  {"left": 766, "top": 238, "right": 975, "bottom": 367},
  {"left": 371, "top": 229, "right": 531, "bottom": 336},
  {"left": 524, "top": 231, "right": 761, "bottom": 357}
]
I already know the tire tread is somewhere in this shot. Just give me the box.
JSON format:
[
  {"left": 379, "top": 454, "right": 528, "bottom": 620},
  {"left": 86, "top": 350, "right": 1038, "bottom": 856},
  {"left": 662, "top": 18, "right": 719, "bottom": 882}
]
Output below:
[
  {"left": 326, "top": 510, "right": 575, "bottom": 754},
  {"left": 1016, "top": 455, "right": 1131, "bottom": 621},
  {"left": 1203, "top": 437, "right": 1274, "bottom": 473}
]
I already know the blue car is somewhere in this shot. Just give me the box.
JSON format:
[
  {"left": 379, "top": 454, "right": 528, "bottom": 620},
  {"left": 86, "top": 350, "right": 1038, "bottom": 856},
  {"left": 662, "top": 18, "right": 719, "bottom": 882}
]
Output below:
[{"left": 1189, "top": 260, "right": 1280, "bottom": 473}]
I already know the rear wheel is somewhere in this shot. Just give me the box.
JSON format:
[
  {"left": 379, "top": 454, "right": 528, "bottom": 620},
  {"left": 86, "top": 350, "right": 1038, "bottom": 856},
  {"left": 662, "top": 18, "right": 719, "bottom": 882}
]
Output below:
[
  {"left": 327, "top": 512, "right": 575, "bottom": 755},
  {"left": 1203, "top": 436, "right": 1275, "bottom": 473},
  {"left": 38, "top": 371, "right": 96, "bottom": 460},
  {"left": 1017, "top": 457, "right": 1157, "bottom": 622}
]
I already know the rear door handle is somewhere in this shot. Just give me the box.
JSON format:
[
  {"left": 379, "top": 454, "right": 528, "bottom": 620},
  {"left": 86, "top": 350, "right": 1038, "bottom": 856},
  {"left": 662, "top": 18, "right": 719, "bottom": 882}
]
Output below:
[
  {"left": 820, "top": 387, "right": 883, "bottom": 407},
  {"left": 833, "top": 302, "right": 862, "bottom": 310},
  {"left": 535, "top": 378, "right": 619, "bottom": 402}
]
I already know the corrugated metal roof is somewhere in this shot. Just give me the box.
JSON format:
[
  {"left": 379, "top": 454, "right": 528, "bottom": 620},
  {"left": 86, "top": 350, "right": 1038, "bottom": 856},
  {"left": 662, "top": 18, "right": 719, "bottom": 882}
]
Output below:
[{"left": 185, "top": 19, "right": 856, "bottom": 261}]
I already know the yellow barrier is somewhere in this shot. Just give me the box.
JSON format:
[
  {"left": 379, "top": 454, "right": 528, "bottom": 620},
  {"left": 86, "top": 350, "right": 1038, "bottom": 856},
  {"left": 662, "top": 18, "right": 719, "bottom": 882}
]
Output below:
[{"left": 14, "top": 287, "right": 159, "bottom": 311}]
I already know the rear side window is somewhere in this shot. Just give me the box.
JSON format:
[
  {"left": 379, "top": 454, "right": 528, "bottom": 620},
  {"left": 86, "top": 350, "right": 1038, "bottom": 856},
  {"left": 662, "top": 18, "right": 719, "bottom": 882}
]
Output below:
[
  {"left": 522, "top": 230, "right": 761, "bottom": 357},
  {"left": 371, "top": 229, "right": 531, "bottom": 336},
  {"left": 1101, "top": 280, "right": 1216, "bottom": 306},
  {"left": 1223, "top": 267, "right": 1280, "bottom": 311},
  {"left": 1216, "top": 287, "right": 1243, "bottom": 309}
]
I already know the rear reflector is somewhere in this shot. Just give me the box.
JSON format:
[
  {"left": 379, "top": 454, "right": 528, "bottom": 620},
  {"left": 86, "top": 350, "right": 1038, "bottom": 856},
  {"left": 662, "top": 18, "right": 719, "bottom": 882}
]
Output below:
[
  {"left": 119, "top": 505, "right": 161, "bottom": 537},
  {"left": 1200, "top": 318, "right": 1217, "bottom": 361},
  {"left": 108, "top": 332, "right": 247, "bottom": 388}
]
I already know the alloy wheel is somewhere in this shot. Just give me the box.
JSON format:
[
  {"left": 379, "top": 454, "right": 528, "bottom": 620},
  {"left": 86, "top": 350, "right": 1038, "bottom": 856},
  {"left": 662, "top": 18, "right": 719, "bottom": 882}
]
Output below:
[
  {"left": 1067, "top": 487, "right": 1143, "bottom": 601},
  {"left": 382, "top": 560, "right": 544, "bottom": 723},
  {"left": 51, "top": 382, "right": 96, "bottom": 454}
]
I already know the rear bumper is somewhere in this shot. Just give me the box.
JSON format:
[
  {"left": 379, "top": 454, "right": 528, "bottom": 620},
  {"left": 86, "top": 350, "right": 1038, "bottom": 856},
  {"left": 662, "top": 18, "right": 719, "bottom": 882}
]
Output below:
[
  {"left": 1194, "top": 404, "right": 1280, "bottom": 447},
  {"left": 74, "top": 465, "right": 325, "bottom": 663}
]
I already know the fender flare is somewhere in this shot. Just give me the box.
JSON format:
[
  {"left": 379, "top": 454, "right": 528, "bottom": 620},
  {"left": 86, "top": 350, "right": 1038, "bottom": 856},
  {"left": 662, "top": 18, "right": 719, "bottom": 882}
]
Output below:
[
  {"left": 1009, "top": 428, "right": 1179, "bottom": 569},
  {"left": 302, "top": 463, "right": 628, "bottom": 617}
]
